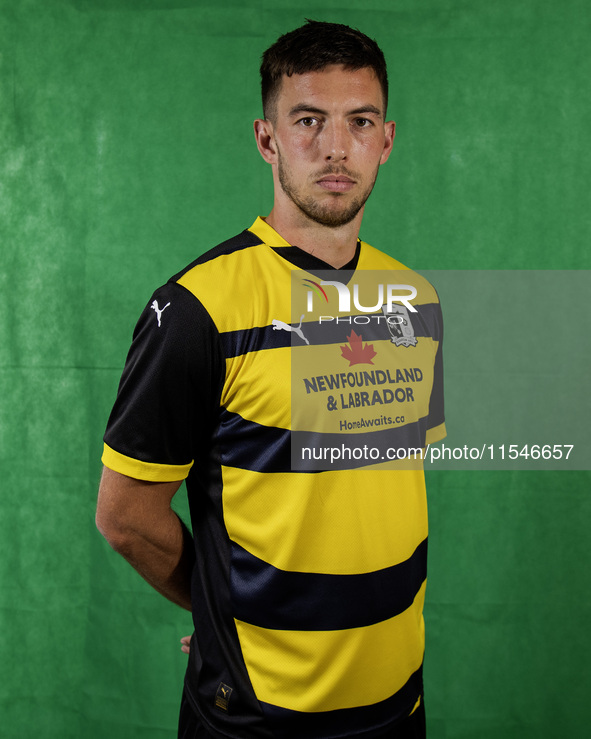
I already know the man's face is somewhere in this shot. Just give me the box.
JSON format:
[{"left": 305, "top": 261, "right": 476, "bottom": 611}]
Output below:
[{"left": 264, "top": 65, "right": 395, "bottom": 228}]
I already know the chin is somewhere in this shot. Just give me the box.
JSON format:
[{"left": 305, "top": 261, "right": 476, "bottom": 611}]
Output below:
[{"left": 303, "top": 202, "right": 364, "bottom": 228}]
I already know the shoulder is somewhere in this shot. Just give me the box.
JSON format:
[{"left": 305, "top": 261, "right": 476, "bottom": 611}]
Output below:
[
  {"left": 168, "top": 227, "right": 275, "bottom": 310},
  {"left": 129, "top": 229, "right": 264, "bottom": 359},
  {"left": 358, "top": 240, "right": 409, "bottom": 271},
  {"left": 126, "top": 281, "right": 222, "bottom": 376},
  {"left": 170, "top": 228, "right": 265, "bottom": 283},
  {"left": 358, "top": 240, "right": 440, "bottom": 306}
]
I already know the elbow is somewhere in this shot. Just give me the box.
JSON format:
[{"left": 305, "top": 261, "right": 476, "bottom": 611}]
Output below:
[
  {"left": 96, "top": 466, "right": 148, "bottom": 555},
  {"left": 95, "top": 507, "right": 112, "bottom": 541},
  {"left": 95, "top": 507, "right": 133, "bottom": 555}
]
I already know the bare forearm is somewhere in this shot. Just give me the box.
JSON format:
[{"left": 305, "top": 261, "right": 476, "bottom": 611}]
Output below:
[
  {"left": 96, "top": 467, "right": 194, "bottom": 611},
  {"left": 111, "top": 510, "right": 194, "bottom": 610}
]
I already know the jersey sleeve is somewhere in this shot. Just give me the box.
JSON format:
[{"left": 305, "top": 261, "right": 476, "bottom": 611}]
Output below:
[
  {"left": 425, "top": 297, "right": 446, "bottom": 445},
  {"left": 102, "top": 281, "right": 224, "bottom": 482}
]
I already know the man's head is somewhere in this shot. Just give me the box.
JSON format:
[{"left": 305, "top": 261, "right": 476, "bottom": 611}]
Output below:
[
  {"left": 260, "top": 20, "right": 388, "bottom": 122},
  {"left": 255, "top": 21, "right": 394, "bottom": 232}
]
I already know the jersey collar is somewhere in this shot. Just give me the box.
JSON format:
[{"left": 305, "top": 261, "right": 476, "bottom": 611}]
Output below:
[
  {"left": 248, "top": 217, "right": 361, "bottom": 275},
  {"left": 249, "top": 216, "right": 291, "bottom": 247}
]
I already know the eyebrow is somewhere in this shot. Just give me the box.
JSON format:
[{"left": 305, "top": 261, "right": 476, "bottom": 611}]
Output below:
[
  {"left": 288, "top": 104, "right": 383, "bottom": 118},
  {"left": 348, "top": 105, "right": 383, "bottom": 117}
]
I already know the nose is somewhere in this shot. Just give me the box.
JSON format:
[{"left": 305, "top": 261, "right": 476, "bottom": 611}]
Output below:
[{"left": 323, "top": 121, "right": 348, "bottom": 162}]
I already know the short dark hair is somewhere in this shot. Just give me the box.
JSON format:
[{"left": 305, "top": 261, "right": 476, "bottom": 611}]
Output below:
[{"left": 260, "top": 20, "right": 388, "bottom": 120}]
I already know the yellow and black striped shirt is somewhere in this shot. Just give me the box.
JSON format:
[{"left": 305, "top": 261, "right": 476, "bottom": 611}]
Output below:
[{"left": 103, "top": 217, "right": 445, "bottom": 739}]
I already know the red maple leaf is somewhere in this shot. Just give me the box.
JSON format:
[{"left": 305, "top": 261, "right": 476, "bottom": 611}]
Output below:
[{"left": 340, "top": 330, "right": 377, "bottom": 366}]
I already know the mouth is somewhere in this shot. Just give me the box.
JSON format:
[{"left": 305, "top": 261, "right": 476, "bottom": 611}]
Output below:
[{"left": 316, "top": 175, "right": 356, "bottom": 193}]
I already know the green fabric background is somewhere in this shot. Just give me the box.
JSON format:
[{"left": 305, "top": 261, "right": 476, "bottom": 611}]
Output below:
[{"left": 1, "top": 0, "right": 589, "bottom": 737}]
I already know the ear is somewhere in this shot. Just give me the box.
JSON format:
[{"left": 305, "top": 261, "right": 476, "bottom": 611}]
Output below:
[
  {"left": 379, "top": 120, "right": 396, "bottom": 165},
  {"left": 254, "top": 118, "right": 277, "bottom": 164}
]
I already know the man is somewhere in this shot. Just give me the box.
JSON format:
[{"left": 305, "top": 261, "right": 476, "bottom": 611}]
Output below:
[{"left": 96, "top": 20, "right": 445, "bottom": 739}]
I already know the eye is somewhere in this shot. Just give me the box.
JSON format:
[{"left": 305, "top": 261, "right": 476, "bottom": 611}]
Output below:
[
  {"left": 298, "top": 117, "right": 319, "bottom": 127},
  {"left": 353, "top": 117, "right": 373, "bottom": 128}
]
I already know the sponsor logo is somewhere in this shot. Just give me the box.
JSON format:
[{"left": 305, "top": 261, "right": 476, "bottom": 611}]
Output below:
[
  {"left": 150, "top": 300, "right": 170, "bottom": 327},
  {"left": 272, "top": 315, "right": 309, "bottom": 345},
  {"left": 340, "top": 331, "right": 376, "bottom": 366}
]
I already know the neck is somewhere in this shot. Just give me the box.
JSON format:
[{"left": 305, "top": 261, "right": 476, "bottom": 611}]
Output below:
[{"left": 265, "top": 206, "right": 363, "bottom": 268}]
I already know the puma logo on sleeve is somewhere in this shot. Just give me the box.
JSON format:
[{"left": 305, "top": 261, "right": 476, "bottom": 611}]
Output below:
[{"left": 151, "top": 300, "right": 171, "bottom": 327}]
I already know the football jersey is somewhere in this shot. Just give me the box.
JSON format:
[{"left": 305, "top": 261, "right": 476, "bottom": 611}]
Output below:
[{"left": 102, "top": 217, "right": 445, "bottom": 739}]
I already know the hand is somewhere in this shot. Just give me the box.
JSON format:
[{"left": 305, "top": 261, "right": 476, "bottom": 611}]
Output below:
[{"left": 180, "top": 635, "right": 191, "bottom": 654}]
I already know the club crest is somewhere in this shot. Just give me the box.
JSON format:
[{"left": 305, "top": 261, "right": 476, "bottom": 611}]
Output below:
[{"left": 381, "top": 304, "right": 417, "bottom": 347}]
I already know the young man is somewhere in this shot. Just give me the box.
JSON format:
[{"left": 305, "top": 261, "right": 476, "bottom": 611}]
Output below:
[{"left": 96, "top": 20, "right": 445, "bottom": 739}]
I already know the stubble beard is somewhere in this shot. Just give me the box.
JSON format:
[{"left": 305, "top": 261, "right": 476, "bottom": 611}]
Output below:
[{"left": 277, "top": 152, "right": 379, "bottom": 228}]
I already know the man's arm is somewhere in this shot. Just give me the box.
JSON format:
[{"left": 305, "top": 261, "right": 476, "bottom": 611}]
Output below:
[{"left": 95, "top": 466, "right": 194, "bottom": 611}]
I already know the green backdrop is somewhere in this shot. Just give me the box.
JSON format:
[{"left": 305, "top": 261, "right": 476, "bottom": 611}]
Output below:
[{"left": 1, "top": 1, "right": 589, "bottom": 737}]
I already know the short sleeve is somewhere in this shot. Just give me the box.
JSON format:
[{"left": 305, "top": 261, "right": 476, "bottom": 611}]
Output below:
[{"left": 102, "top": 281, "right": 224, "bottom": 482}]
